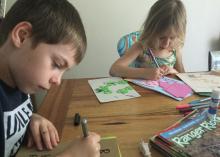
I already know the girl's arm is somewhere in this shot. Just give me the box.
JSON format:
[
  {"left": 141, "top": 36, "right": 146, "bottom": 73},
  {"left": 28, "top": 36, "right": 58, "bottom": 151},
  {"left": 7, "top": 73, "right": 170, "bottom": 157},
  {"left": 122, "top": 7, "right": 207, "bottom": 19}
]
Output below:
[
  {"left": 109, "top": 42, "right": 164, "bottom": 80},
  {"left": 174, "top": 48, "right": 185, "bottom": 73}
]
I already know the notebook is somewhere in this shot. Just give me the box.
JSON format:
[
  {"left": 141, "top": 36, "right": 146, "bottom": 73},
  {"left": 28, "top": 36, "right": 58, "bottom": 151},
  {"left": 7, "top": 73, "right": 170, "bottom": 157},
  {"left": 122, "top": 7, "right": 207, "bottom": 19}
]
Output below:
[{"left": 127, "top": 76, "right": 193, "bottom": 101}]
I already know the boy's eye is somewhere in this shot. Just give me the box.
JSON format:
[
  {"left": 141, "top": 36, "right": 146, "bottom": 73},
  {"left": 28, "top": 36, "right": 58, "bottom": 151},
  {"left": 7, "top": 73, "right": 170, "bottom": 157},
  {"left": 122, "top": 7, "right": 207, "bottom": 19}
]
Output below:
[{"left": 53, "top": 62, "right": 62, "bottom": 69}]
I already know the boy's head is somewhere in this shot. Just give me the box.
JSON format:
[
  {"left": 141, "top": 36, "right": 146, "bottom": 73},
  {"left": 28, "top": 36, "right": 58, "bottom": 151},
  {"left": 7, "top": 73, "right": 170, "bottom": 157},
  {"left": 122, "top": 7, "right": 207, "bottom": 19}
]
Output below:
[
  {"left": 0, "top": 0, "right": 87, "bottom": 94},
  {"left": 140, "top": 0, "right": 186, "bottom": 50},
  {"left": 0, "top": 0, "right": 86, "bottom": 64}
]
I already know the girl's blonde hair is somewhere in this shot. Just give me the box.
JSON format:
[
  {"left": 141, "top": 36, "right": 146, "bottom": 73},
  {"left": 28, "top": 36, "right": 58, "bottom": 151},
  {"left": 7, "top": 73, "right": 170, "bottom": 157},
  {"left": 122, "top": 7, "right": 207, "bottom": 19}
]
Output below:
[{"left": 140, "top": 0, "right": 186, "bottom": 50}]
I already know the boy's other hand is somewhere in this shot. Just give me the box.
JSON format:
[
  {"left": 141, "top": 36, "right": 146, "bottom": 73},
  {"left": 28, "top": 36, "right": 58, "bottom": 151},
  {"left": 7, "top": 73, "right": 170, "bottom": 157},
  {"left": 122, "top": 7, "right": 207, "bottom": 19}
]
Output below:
[
  {"left": 27, "top": 113, "right": 60, "bottom": 150},
  {"left": 56, "top": 132, "right": 101, "bottom": 157}
]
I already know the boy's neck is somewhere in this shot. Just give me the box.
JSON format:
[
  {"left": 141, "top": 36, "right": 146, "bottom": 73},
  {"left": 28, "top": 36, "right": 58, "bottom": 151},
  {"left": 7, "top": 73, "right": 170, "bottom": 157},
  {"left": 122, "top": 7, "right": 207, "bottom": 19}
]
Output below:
[{"left": 0, "top": 50, "right": 16, "bottom": 88}]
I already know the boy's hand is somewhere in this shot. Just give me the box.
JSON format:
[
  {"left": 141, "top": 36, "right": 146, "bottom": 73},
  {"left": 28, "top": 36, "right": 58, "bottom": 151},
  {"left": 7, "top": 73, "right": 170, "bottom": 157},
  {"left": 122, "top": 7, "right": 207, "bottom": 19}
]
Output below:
[
  {"left": 27, "top": 113, "right": 60, "bottom": 150},
  {"left": 57, "top": 132, "right": 101, "bottom": 157}
]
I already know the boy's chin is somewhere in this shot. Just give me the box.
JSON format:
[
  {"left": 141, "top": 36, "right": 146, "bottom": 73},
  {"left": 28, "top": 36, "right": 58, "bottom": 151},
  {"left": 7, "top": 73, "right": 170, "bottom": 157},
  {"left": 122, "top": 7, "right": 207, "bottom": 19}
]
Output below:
[{"left": 20, "top": 87, "right": 39, "bottom": 94}]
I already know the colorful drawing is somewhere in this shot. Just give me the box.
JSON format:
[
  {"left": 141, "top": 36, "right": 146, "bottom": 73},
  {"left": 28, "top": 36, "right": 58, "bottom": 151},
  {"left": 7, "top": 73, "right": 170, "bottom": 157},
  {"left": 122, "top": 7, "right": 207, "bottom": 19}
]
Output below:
[
  {"left": 88, "top": 77, "right": 140, "bottom": 103},
  {"left": 127, "top": 76, "right": 193, "bottom": 101}
]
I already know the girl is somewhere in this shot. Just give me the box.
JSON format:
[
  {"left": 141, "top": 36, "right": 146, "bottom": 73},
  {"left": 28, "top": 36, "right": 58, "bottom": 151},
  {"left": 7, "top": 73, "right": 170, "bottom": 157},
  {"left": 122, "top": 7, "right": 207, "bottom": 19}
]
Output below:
[{"left": 110, "top": 0, "right": 186, "bottom": 80}]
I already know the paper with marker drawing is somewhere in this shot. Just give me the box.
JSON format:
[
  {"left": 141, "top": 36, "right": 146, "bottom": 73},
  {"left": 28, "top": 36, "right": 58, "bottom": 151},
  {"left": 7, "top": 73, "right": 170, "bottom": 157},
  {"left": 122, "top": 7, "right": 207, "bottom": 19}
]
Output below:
[
  {"left": 127, "top": 76, "right": 193, "bottom": 101},
  {"left": 88, "top": 77, "right": 140, "bottom": 103},
  {"left": 17, "top": 137, "right": 122, "bottom": 157}
]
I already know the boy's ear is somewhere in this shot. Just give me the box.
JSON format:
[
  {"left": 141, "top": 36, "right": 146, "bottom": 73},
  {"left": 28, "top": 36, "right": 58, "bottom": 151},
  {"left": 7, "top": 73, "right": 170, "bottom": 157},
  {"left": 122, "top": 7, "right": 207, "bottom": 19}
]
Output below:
[{"left": 11, "top": 21, "right": 32, "bottom": 48}]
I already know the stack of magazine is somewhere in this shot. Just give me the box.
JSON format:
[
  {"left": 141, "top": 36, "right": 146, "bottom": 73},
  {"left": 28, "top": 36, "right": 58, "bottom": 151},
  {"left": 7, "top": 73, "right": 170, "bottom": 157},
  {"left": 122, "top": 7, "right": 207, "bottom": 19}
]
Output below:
[
  {"left": 176, "top": 71, "right": 220, "bottom": 96},
  {"left": 150, "top": 109, "right": 220, "bottom": 157}
]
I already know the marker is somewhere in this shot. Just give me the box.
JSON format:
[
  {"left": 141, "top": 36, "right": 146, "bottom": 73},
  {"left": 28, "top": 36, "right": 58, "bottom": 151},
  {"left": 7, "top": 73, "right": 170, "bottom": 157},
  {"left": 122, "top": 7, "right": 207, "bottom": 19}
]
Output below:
[
  {"left": 139, "top": 140, "right": 151, "bottom": 157},
  {"left": 73, "top": 113, "right": 81, "bottom": 126},
  {"left": 176, "top": 103, "right": 210, "bottom": 110},
  {"left": 189, "top": 97, "right": 211, "bottom": 104},
  {"left": 178, "top": 104, "right": 210, "bottom": 112},
  {"left": 81, "top": 118, "right": 89, "bottom": 137},
  {"left": 148, "top": 48, "right": 160, "bottom": 68},
  {"left": 207, "top": 89, "right": 220, "bottom": 120}
]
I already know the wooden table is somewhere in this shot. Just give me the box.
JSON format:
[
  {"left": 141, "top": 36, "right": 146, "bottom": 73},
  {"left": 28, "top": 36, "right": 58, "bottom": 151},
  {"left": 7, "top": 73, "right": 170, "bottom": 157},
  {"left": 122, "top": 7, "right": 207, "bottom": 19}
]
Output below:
[{"left": 38, "top": 78, "right": 200, "bottom": 157}]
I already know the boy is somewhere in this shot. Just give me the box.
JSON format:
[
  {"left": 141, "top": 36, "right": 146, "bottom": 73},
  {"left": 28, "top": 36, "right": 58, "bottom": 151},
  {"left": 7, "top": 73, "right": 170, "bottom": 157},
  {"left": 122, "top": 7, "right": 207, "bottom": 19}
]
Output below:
[{"left": 0, "top": 0, "right": 100, "bottom": 157}]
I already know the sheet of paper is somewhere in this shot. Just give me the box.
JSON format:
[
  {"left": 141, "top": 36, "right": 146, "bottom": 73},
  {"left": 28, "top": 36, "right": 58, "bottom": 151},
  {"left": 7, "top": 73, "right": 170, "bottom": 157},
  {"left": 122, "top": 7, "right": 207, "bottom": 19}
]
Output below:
[
  {"left": 17, "top": 137, "right": 122, "bottom": 157},
  {"left": 88, "top": 77, "right": 140, "bottom": 103}
]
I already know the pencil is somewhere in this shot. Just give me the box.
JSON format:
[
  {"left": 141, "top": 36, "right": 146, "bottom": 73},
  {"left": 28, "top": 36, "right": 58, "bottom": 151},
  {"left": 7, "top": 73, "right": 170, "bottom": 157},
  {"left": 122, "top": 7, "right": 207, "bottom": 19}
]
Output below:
[{"left": 148, "top": 48, "right": 160, "bottom": 68}]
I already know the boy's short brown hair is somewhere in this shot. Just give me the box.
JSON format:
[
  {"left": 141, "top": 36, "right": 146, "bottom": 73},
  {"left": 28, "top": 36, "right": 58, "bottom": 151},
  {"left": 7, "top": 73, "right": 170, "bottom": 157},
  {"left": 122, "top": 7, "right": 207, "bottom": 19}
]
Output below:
[{"left": 0, "top": 0, "right": 86, "bottom": 64}]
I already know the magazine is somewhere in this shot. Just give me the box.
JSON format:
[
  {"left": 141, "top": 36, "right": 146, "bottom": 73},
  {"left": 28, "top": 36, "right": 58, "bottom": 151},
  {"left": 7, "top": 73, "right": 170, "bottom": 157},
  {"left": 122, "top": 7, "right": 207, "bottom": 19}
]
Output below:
[
  {"left": 88, "top": 77, "right": 140, "bottom": 103},
  {"left": 150, "top": 109, "right": 220, "bottom": 157},
  {"left": 176, "top": 71, "right": 220, "bottom": 96},
  {"left": 127, "top": 76, "right": 193, "bottom": 101}
]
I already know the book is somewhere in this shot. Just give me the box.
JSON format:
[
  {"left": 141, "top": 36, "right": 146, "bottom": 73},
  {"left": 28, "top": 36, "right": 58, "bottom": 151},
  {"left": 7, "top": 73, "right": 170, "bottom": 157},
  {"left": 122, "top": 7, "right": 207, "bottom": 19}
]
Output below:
[
  {"left": 150, "top": 109, "right": 220, "bottom": 157},
  {"left": 17, "top": 136, "right": 122, "bottom": 157},
  {"left": 88, "top": 77, "right": 140, "bottom": 103},
  {"left": 127, "top": 76, "right": 193, "bottom": 101},
  {"left": 176, "top": 71, "right": 220, "bottom": 96}
]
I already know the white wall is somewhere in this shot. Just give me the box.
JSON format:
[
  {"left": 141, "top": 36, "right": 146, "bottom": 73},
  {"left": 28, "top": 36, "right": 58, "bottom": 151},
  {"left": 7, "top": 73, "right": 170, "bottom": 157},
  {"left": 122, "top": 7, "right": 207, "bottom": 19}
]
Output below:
[
  {"left": 6, "top": 0, "right": 220, "bottom": 77},
  {"left": 64, "top": 0, "right": 154, "bottom": 78},
  {"left": 5, "top": 0, "right": 220, "bottom": 104},
  {"left": 64, "top": 0, "right": 220, "bottom": 79},
  {"left": 183, "top": 0, "right": 220, "bottom": 71}
]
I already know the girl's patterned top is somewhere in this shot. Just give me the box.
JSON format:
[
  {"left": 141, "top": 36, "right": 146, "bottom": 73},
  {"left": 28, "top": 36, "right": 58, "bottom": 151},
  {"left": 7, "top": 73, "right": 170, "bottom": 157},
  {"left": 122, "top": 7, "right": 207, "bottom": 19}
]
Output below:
[{"left": 139, "top": 49, "right": 177, "bottom": 68}]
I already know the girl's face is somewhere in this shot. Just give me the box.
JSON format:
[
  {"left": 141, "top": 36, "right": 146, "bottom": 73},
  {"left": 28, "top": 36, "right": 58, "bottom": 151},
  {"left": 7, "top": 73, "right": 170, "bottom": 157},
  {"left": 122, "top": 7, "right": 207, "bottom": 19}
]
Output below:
[
  {"left": 9, "top": 39, "right": 77, "bottom": 94},
  {"left": 158, "top": 29, "right": 177, "bottom": 50}
]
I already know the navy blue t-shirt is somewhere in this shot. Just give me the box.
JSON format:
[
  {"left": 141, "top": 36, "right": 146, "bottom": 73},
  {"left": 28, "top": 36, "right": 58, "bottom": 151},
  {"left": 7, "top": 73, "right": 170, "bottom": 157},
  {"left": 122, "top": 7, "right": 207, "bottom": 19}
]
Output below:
[{"left": 0, "top": 80, "right": 33, "bottom": 157}]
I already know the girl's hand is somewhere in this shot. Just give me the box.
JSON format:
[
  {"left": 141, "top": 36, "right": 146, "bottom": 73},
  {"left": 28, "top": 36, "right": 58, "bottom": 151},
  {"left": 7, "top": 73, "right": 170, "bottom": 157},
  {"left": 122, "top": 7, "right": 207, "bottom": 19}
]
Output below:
[
  {"left": 56, "top": 132, "right": 101, "bottom": 157},
  {"left": 160, "top": 65, "right": 178, "bottom": 75},
  {"left": 27, "top": 113, "right": 60, "bottom": 150},
  {"left": 144, "top": 68, "right": 164, "bottom": 80}
]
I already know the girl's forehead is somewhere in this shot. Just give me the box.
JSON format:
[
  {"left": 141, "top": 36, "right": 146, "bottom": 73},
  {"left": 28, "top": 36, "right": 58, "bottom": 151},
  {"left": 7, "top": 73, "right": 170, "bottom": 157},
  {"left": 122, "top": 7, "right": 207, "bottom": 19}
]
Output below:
[{"left": 159, "top": 28, "right": 177, "bottom": 37}]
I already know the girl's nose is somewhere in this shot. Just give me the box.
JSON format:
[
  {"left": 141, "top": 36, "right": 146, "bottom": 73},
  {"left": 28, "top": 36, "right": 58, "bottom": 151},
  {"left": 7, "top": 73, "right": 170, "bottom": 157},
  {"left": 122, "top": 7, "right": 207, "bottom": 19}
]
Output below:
[{"left": 162, "top": 38, "right": 170, "bottom": 48}]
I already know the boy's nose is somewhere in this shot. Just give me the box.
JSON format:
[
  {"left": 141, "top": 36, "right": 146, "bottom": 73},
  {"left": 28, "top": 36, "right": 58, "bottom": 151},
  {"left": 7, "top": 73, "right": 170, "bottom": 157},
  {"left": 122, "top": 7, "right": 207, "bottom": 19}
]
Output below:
[{"left": 50, "top": 73, "right": 62, "bottom": 86}]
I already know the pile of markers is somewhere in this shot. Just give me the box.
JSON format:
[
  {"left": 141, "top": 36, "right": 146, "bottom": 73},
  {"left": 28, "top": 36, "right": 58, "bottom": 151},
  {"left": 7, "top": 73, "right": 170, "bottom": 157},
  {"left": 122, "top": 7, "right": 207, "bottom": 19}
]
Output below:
[{"left": 176, "top": 97, "right": 212, "bottom": 115}]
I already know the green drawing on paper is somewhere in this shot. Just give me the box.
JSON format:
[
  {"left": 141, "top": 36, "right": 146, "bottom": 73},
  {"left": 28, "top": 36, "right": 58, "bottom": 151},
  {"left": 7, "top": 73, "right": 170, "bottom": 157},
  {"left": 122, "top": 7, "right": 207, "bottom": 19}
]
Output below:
[
  {"left": 89, "top": 77, "right": 140, "bottom": 102},
  {"left": 117, "top": 86, "right": 133, "bottom": 94},
  {"left": 95, "top": 80, "right": 131, "bottom": 95}
]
